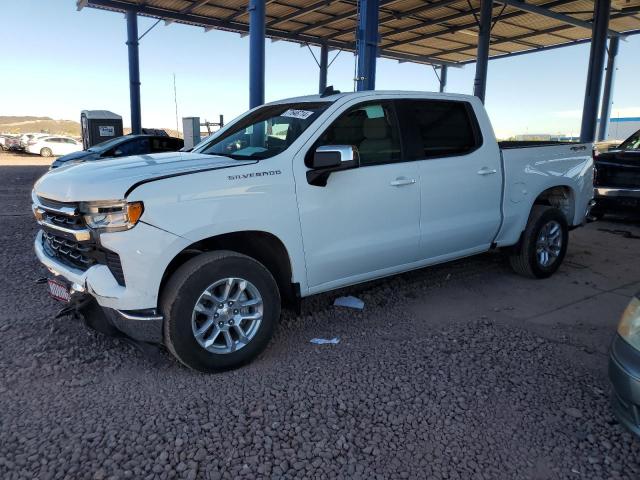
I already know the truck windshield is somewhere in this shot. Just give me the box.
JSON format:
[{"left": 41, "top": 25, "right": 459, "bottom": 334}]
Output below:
[
  {"left": 194, "top": 102, "right": 330, "bottom": 160},
  {"left": 618, "top": 129, "right": 640, "bottom": 151}
]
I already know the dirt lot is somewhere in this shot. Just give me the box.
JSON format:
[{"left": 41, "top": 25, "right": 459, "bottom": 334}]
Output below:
[
  {"left": 0, "top": 150, "right": 56, "bottom": 167},
  {"left": 1, "top": 161, "right": 639, "bottom": 480}
]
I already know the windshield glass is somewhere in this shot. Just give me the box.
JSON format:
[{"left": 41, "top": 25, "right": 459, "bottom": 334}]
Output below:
[
  {"left": 87, "top": 136, "right": 129, "bottom": 152},
  {"left": 618, "top": 129, "right": 640, "bottom": 151},
  {"left": 194, "top": 102, "right": 330, "bottom": 160}
]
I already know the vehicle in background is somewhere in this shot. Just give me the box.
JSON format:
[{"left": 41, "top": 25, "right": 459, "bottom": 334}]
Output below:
[
  {"left": 51, "top": 134, "right": 184, "bottom": 168},
  {"left": 19, "top": 133, "right": 50, "bottom": 150},
  {"left": 609, "top": 293, "right": 640, "bottom": 439},
  {"left": 1, "top": 135, "right": 21, "bottom": 151},
  {"left": 592, "top": 128, "right": 640, "bottom": 219},
  {"left": 31, "top": 90, "right": 594, "bottom": 372},
  {"left": 25, "top": 136, "right": 82, "bottom": 157},
  {"left": 0, "top": 135, "right": 13, "bottom": 150}
]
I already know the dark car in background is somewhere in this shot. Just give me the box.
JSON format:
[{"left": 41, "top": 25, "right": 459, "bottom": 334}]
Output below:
[
  {"left": 51, "top": 134, "right": 184, "bottom": 168},
  {"left": 592, "top": 129, "right": 640, "bottom": 218}
]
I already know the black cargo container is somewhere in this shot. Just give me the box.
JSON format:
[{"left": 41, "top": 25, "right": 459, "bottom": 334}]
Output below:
[{"left": 81, "top": 110, "right": 124, "bottom": 149}]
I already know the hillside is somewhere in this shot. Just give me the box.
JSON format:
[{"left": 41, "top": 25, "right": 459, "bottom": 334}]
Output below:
[
  {"left": 0, "top": 116, "right": 80, "bottom": 136},
  {"left": 0, "top": 116, "right": 182, "bottom": 138}
]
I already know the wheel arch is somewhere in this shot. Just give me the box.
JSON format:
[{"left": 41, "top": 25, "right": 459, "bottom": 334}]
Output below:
[
  {"left": 159, "top": 230, "right": 298, "bottom": 308},
  {"left": 531, "top": 185, "right": 576, "bottom": 225}
]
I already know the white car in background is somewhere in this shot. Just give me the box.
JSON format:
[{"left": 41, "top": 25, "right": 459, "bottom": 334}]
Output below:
[
  {"left": 26, "top": 136, "right": 83, "bottom": 157},
  {"left": 19, "top": 133, "right": 50, "bottom": 149}
]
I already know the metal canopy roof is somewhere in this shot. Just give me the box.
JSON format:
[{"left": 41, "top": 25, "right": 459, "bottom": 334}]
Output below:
[{"left": 80, "top": 0, "right": 640, "bottom": 66}]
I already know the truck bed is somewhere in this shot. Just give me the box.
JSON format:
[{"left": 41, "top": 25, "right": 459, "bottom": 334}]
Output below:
[
  {"left": 494, "top": 142, "right": 594, "bottom": 247},
  {"left": 498, "top": 140, "right": 577, "bottom": 149}
]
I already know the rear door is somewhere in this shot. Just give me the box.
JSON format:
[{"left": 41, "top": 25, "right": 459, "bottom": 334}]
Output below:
[{"left": 396, "top": 99, "right": 502, "bottom": 259}]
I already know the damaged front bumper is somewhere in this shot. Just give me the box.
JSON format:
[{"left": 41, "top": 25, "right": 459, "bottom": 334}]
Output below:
[
  {"left": 35, "top": 230, "right": 167, "bottom": 343},
  {"left": 52, "top": 286, "right": 164, "bottom": 343}
]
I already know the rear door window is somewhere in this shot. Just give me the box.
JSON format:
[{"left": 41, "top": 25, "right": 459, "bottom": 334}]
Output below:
[{"left": 396, "top": 100, "right": 480, "bottom": 160}]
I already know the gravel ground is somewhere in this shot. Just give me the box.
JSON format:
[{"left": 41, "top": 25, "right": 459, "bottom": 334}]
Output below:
[{"left": 1, "top": 165, "right": 640, "bottom": 480}]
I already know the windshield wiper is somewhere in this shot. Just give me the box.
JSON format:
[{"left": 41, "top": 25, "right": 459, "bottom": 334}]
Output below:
[{"left": 202, "top": 151, "right": 251, "bottom": 160}]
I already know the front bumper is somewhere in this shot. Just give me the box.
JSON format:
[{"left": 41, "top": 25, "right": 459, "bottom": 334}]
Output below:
[
  {"left": 61, "top": 292, "right": 163, "bottom": 343},
  {"left": 609, "top": 334, "right": 640, "bottom": 438},
  {"left": 34, "top": 221, "right": 188, "bottom": 310}
]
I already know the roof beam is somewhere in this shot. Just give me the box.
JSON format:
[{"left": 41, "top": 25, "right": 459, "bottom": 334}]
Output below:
[
  {"left": 325, "top": 0, "right": 461, "bottom": 40},
  {"left": 267, "top": 0, "right": 334, "bottom": 27},
  {"left": 180, "top": 0, "right": 211, "bottom": 15},
  {"left": 83, "top": 0, "right": 457, "bottom": 66},
  {"left": 382, "top": 0, "right": 573, "bottom": 50},
  {"left": 458, "top": 28, "right": 639, "bottom": 64},
  {"left": 495, "top": 0, "right": 621, "bottom": 37},
  {"left": 291, "top": 0, "right": 398, "bottom": 34},
  {"left": 442, "top": 10, "right": 632, "bottom": 59}
]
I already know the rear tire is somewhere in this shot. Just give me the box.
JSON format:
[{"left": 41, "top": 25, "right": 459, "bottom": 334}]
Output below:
[
  {"left": 161, "top": 250, "right": 280, "bottom": 373},
  {"left": 509, "top": 206, "right": 568, "bottom": 279},
  {"left": 40, "top": 148, "right": 52, "bottom": 157}
]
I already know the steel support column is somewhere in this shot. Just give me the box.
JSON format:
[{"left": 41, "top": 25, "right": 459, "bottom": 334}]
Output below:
[
  {"left": 473, "top": 0, "right": 493, "bottom": 103},
  {"left": 597, "top": 36, "right": 619, "bottom": 141},
  {"left": 439, "top": 65, "right": 448, "bottom": 93},
  {"left": 248, "top": 0, "right": 265, "bottom": 108},
  {"left": 319, "top": 43, "right": 329, "bottom": 94},
  {"left": 580, "top": 0, "right": 611, "bottom": 143},
  {"left": 126, "top": 10, "right": 142, "bottom": 134},
  {"left": 356, "top": 0, "right": 380, "bottom": 91}
]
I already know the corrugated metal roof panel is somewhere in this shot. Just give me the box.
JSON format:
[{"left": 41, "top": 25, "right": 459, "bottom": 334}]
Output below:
[{"left": 82, "top": 0, "right": 640, "bottom": 65}]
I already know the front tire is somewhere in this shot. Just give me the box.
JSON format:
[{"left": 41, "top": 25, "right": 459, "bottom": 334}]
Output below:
[
  {"left": 161, "top": 251, "right": 280, "bottom": 373},
  {"left": 509, "top": 206, "right": 569, "bottom": 279},
  {"left": 40, "top": 147, "right": 52, "bottom": 157}
]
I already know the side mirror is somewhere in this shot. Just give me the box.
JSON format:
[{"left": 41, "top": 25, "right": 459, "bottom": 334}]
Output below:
[
  {"left": 113, "top": 149, "right": 123, "bottom": 157},
  {"left": 307, "top": 145, "right": 360, "bottom": 187}
]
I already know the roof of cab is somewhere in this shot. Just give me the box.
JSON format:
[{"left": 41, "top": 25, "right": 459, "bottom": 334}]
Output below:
[{"left": 267, "top": 90, "right": 477, "bottom": 106}]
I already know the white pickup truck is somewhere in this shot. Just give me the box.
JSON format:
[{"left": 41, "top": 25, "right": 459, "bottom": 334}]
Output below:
[{"left": 32, "top": 90, "right": 594, "bottom": 372}]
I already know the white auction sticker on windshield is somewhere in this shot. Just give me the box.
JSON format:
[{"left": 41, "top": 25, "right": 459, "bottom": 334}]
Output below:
[{"left": 281, "top": 109, "right": 314, "bottom": 120}]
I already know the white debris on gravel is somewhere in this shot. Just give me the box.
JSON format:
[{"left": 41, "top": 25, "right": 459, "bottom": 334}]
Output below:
[
  {"left": 310, "top": 337, "right": 340, "bottom": 345},
  {"left": 334, "top": 295, "right": 365, "bottom": 309}
]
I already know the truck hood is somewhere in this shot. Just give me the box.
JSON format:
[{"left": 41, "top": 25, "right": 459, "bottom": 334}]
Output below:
[{"left": 34, "top": 152, "right": 256, "bottom": 202}]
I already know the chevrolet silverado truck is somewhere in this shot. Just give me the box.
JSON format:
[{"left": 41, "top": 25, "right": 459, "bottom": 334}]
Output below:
[{"left": 32, "top": 91, "right": 594, "bottom": 372}]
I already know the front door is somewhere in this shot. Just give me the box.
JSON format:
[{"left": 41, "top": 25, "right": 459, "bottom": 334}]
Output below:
[{"left": 293, "top": 100, "right": 421, "bottom": 291}]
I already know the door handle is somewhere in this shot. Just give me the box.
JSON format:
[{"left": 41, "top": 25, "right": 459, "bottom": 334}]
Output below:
[
  {"left": 390, "top": 177, "right": 417, "bottom": 187},
  {"left": 477, "top": 167, "right": 497, "bottom": 176}
]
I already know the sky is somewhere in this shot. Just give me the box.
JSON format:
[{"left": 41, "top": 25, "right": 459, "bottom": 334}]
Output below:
[{"left": 1, "top": 1, "right": 639, "bottom": 139}]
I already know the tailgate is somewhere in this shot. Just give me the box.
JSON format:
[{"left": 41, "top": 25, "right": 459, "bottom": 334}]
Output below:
[{"left": 595, "top": 160, "right": 640, "bottom": 189}]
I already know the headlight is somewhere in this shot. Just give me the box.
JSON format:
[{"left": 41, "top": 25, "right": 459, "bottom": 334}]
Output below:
[
  {"left": 81, "top": 200, "right": 144, "bottom": 232},
  {"left": 618, "top": 296, "right": 640, "bottom": 350}
]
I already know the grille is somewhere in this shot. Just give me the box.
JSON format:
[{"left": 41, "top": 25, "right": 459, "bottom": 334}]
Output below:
[
  {"left": 41, "top": 210, "right": 86, "bottom": 230},
  {"left": 42, "top": 230, "right": 95, "bottom": 270},
  {"left": 37, "top": 196, "right": 126, "bottom": 287}
]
